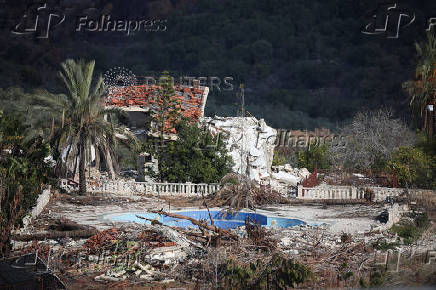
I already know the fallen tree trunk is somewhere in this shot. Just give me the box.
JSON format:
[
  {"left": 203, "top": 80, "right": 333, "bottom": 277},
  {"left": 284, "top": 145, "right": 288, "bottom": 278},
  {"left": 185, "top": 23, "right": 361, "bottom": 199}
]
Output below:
[
  {"left": 48, "top": 218, "right": 87, "bottom": 231},
  {"left": 12, "top": 229, "right": 98, "bottom": 242},
  {"left": 148, "top": 209, "right": 238, "bottom": 241}
]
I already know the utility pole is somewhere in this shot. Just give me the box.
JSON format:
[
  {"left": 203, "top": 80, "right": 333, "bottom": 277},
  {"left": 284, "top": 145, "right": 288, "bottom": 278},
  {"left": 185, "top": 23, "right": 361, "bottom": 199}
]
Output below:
[
  {"left": 238, "top": 84, "right": 248, "bottom": 177},
  {"left": 240, "top": 83, "right": 245, "bottom": 118}
]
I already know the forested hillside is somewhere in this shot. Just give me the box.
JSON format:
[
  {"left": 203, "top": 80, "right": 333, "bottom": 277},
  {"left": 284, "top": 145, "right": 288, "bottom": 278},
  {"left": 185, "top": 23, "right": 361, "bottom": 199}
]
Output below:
[{"left": 0, "top": 0, "right": 435, "bottom": 129}]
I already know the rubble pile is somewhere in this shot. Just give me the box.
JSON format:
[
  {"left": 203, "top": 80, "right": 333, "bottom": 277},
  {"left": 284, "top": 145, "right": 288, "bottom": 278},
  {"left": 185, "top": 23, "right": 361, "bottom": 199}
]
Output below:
[
  {"left": 8, "top": 192, "right": 434, "bottom": 288},
  {"left": 10, "top": 208, "right": 436, "bottom": 288},
  {"left": 270, "top": 165, "right": 311, "bottom": 193}
]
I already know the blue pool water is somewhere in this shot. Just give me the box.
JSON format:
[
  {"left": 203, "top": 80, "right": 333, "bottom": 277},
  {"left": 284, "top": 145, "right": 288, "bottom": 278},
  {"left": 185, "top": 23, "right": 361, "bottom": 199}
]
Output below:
[{"left": 107, "top": 211, "right": 306, "bottom": 229}]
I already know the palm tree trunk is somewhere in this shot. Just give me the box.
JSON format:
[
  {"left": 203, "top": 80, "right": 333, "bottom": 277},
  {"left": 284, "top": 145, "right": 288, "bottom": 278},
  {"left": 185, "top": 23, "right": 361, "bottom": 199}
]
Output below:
[
  {"left": 79, "top": 141, "right": 87, "bottom": 194},
  {"left": 95, "top": 146, "right": 100, "bottom": 171},
  {"left": 113, "top": 154, "right": 120, "bottom": 175},
  {"left": 49, "top": 117, "right": 54, "bottom": 140},
  {"left": 104, "top": 145, "right": 116, "bottom": 180},
  {"left": 72, "top": 155, "right": 78, "bottom": 180},
  {"left": 61, "top": 110, "right": 65, "bottom": 128}
]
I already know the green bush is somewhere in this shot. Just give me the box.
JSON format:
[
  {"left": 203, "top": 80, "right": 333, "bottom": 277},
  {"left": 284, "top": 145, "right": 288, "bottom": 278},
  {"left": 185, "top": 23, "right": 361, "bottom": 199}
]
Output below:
[
  {"left": 391, "top": 212, "right": 430, "bottom": 245},
  {"left": 297, "top": 143, "right": 330, "bottom": 172},
  {"left": 222, "top": 254, "right": 312, "bottom": 289},
  {"left": 369, "top": 268, "right": 386, "bottom": 287},
  {"left": 373, "top": 239, "right": 400, "bottom": 251},
  {"left": 146, "top": 120, "right": 233, "bottom": 183},
  {"left": 272, "top": 149, "right": 287, "bottom": 166},
  {"left": 0, "top": 112, "right": 53, "bottom": 256},
  {"left": 359, "top": 267, "right": 386, "bottom": 288},
  {"left": 391, "top": 223, "right": 419, "bottom": 245},
  {"left": 386, "top": 146, "right": 434, "bottom": 189}
]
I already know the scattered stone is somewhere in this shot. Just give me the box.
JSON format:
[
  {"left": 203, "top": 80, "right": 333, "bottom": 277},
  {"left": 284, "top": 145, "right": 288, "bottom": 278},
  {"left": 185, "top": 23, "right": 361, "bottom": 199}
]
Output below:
[
  {"left": 140, "top": 274, "right": 154, "bottom": 281},
  {"left": 135, "top": 262, "right": 155, "bottom": 272},
  {"left": 160, "top": 279, "right": 176, "bottom": 283},
  {"left": 95, "top": 274, "right": 125, "bottom": 282},
  {"left": 112, "top": 270, "right": 126, "bottom": 278}
]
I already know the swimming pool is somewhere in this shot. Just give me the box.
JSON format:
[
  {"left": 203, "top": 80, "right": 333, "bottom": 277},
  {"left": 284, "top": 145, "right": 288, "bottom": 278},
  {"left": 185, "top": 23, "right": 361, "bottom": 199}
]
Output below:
[{"left": 106, "top": 210, "right": 306, "bottom": 229}]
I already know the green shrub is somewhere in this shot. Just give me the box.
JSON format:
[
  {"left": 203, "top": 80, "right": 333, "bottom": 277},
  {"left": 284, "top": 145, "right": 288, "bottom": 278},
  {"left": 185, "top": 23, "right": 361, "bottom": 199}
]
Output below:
[
  {"left": 146, "top": 120, "right": 233, "bottom": 183},
  {"left": 297, "top": 143, "right": 330, "bottom": 172},
  {"left": 391, "top": 213, "right": 429, "bottom": 245},
  {"left": 386, "top": 146, "right": 434, "bottom": 189},
  {"left": 222, "top": 254, "right": 312, "bottom": 289},
  {"left": 0, "top": 112, "right": 53, "bottom": 256},
  {"left": 391, "top": 223, "right": 420, "bottom": 245},
  {"left": 272, "top": 149, "right": 287, "bottom": 166},
  {"left": 369, "top": 267, "right": 386, "bottom": 287},
  {"left": 373, "top": 239, "right": 400, "bottom": 251},
  {"left": 413, "top": 212, "right": 430, "bottom": 229},
  {"left": 360, "top": 267, "right": 386, "bottom": 288}
]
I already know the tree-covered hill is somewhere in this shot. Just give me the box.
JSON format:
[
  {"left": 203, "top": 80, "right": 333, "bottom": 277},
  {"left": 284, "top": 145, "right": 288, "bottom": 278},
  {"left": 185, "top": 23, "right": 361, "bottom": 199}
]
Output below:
[{"left": 0, "top": 0, "right": 435, "bottom": 129}]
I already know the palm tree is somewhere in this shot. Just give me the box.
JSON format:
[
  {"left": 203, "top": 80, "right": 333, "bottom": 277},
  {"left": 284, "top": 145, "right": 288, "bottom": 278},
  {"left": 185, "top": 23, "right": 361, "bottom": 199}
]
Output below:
[
  {"left": 403, "top": 32, "right": 436, "bottom": 137},
  {"left": 33, "top": 59, "right": 137, "bottom": 194}
]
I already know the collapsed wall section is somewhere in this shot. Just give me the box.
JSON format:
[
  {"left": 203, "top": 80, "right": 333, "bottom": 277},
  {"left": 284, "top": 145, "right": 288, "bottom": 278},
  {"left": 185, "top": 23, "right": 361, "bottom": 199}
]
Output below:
[{"left": 200, "top": 116, "right": 276, "bottom": 183}]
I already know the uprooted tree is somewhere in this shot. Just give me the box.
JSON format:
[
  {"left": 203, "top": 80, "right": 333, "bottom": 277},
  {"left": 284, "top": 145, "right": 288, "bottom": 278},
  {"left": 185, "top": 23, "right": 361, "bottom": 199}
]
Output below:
[{"left": 210, "top": 173, "right": 288, "bottom": 210}]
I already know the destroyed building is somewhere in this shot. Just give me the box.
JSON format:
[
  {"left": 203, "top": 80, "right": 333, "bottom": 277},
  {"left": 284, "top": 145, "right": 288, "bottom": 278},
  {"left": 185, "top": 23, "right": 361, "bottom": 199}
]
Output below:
[
  {"left": 105, "top": 80, "right": 209, "bottom": 138},
  {"left": 101, "top": 80, "right": 311, "bottom": 189}
]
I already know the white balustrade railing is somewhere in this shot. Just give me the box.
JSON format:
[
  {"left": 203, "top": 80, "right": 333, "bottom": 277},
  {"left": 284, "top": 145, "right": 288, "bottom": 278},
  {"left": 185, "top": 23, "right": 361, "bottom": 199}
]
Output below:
[
  {"left": 82, "top": 179, "right": 221, "bottom": 197},
  {"left": 59, "top": 179, "right": 433, "bottom": 201},
  {"left": 296, "top": 185, "right": 432, "bottom": 202},
  {"left": 297, "top": 185, "right": 362, "bottom": 200}
]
